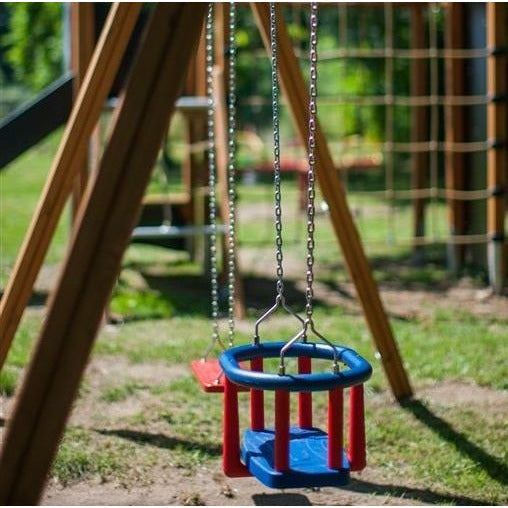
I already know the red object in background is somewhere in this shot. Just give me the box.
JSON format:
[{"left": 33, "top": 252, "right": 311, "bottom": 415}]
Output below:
[{"left": 190, "top": 358, "right": 248, "bottom": 393}]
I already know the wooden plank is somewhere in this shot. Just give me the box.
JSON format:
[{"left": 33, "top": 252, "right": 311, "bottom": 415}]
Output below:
[
  {"left": 70, "top": 2, "right": 96, "bottom": 217},
  {"left": 251, "top": 3, "right": 412, "bottom": 400},
  {"left": 0, "top": 74, "right": 73, "bottom": 169},
  {"left": 0, "top": 2, "right": 141, "bottom": 371},
  {"left": 487, "top": 2, "right": 507, "bottom": 293},
  {"left": 410, "top": 5, "right": 429, "bottom": 260},
  {"left": 444, "top": 3, "right": 466, "bottom": 274},
  {"left": 0, "top": 4, "right": 207, "bottom": 504}
]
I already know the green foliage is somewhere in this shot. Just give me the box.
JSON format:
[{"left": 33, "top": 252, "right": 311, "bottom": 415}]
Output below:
[
  {"left": 2, "top": 2, "right": 63, "bottom": 91},
  {"left": 0, "top": 367, "right": 17, "bottom": 396},
  {"left": 110, "top": 287, "right": 174, "bottom": 321}
]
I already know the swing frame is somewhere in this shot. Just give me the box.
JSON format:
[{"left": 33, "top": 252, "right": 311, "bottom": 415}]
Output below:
[{"left": 0, "top": 3, "right": 410, "bottom": 503}]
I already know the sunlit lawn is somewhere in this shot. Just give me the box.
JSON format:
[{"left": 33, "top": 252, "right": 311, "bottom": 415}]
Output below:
[{"left": 0, "top": 132, "right": 507, "bottom": 504}]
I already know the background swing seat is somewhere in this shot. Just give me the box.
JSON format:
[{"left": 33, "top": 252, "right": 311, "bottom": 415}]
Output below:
[
  {"left": 190, "top": 358, "right": 249, "bottom": 393},
  {"left": 219, "top": 341, "right": 372, "bottom": 488}
]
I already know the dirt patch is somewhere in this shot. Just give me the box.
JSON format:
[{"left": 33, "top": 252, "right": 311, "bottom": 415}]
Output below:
[
  {"left": 69, "top": 357, "right": 187, "bottom": 428},
  {"left": 419, "top": 381, "right": 508, "bottom": 414},
  {"left": 42, "top": 464, "right": 425, "bottom": 506}
]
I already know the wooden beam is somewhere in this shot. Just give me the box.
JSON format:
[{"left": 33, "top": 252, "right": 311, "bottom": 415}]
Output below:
[
  {"left": 444, "top": 3, "right": 466, "bottom": 274},
  {"left": 410, "top": 5, "right": 428, "bottom": 261},
  {"left": 251, "top": 3, "right": 412, "bottom": 400},
  {"left": 0, "top": 3, "right": 141, "bottom": 372},
  {"left": 0, "top": 4, "right": 207, "bottom": 504},
  {"left": 70, "top": 2, "right": 96, "bottom": 217},
  {"left": 487, "top": 2, "right": 507, "bottom": 293}
]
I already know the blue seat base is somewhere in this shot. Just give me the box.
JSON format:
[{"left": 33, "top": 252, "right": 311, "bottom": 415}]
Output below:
[{"left": 241, "top": 426, "right": 350, "bottom": 489}]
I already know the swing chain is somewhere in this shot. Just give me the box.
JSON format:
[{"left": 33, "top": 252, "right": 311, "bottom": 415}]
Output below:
[
  {"left": 253, "top": 4, "right": 305, "bottom": 346},
  {"left": 304, "top": 1, "right": 318, "bottom": 331},
  {"left": 204, "top": 2, "right": 225, "bottom": 359},
  {"left": 278, "top": 2, "right": 340, "bottom": 376},
  {"left": 226, "top": 1, "right": 237, "bottom": 348},
  {"left": 270, "top": 2, "right": 284, "bottom": 299}
]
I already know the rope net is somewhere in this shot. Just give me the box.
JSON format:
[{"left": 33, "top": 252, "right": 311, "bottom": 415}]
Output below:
[{"left": 235, "top": 3, "right": 506, "bottom": 262}]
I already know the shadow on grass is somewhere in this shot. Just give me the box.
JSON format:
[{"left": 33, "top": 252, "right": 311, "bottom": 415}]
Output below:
[
  {"left": 252, "top": 493, "right": 311, "bottom": 505},
  {"left": 347, "top": 478, "right": 492, "bottom": 506},
  {"left": 141, "top": 273, "right": 330, "bottom": 318},
  {"left": 402, "top": 398, "right": 508, "bottom": 487},
  {"left": 95, "top": 428, "right": 221, "bottom": 457}
]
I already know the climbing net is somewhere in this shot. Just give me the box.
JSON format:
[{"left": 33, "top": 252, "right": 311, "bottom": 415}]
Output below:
[{"left": 236, "top": 3, "right": 506, "bottom": 275}]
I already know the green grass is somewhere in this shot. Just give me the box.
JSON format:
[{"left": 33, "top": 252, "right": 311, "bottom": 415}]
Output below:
[
  {"left": 1, "top": 139, "right": 507, "bottom": 503},
  {"left": 52, "top": 428, "right": 131, "bottom": 486},
  {"left": 0, "top": 129, "right": 69, "bottom": 286}
]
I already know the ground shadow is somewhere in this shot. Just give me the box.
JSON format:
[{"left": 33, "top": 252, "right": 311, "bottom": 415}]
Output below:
[
  {"left": 402, "top": 398, "right": 508, "bottom": 487},
  {"left": 95, "top": 428, "right": 221, "bottom": 457},
  {"left": 347, "top": 478, "right": 491, "bottom": 505},
  {"left": 140, "top": 272, "right": 330, "bottom": 319},
  {"left": 252, "top": 493, "right": 311, "bottom": 505}
]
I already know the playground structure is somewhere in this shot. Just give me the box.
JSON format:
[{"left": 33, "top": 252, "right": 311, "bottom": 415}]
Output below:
[
  {"left": 0, "top": 2, "right": 505, "bottom": 504},
  {"left": 1, "top": 3, "right": 506, "bottom": 284}
]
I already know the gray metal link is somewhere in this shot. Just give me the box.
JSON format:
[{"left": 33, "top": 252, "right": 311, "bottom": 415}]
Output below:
[
  {"left": 278, "top": 2, "right": 340, "bottom": 376},
  {"left": 204, "top": 2, "right": 225, "bottom": 359},
  {"left": 252, "top": 4, "right": 305, "bottom": 346},
  {"left": 227, "top": 2, "right": 237, "bottom": 347},
  {"left": 270, "top": 2, "right": 284, "bottom": 298},
  {"left": 304, "top": 2, "right": 318, "bottom": 327}
]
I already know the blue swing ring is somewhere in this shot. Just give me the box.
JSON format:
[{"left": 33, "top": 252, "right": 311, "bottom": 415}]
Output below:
[{"left": 219, "top": 341, "right": 372, "bottom": 392}]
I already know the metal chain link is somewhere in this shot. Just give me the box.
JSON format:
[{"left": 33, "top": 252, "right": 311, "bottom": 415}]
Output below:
[
  {"left": 252, "top": 4, "right": 305, "bottom": 347},
  {"left": 304, "top": 2, "right": 318, "bottom": 328},
  {"left": 226, "top": 2, "right": 237, "bottom": 347},
  {"left": 204, "top": 2, "right": 225, "bottom": 359},
  {"left": 270, "top": 3, "right": 284, "bottom": 299}
]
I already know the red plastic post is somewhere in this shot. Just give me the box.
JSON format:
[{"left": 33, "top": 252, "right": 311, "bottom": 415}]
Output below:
[
  {"left": 223, "top": 378, "right": 249, "bottom": 477},
  {"left": 298, "top": 356, "right": 313, "bottom": 429},
  {"left": 274, "top": 390, "right": 290, "bottom": 472},
  {"left": 327, "top": 387, "right": 343, "bottom": 469},
  {"left": 348, "top": 384, "right": 366, "bottom": 471},
  {"left": 250, "top": 357, "right": 265, "bottom": 431}
]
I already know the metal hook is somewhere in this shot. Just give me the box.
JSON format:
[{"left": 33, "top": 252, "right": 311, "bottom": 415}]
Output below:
[
  {"left": 278, "top": 319, "right": 341, "bottom": 376},
  {"left": 253, "top": 294, "right": 305, "bottom": 345}
]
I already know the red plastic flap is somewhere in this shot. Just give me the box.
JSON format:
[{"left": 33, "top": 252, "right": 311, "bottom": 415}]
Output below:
[{"left": 190, "top": 359, "right": 248, "bottom": 393}]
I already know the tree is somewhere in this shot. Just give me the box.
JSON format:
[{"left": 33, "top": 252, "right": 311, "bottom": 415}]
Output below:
[{"left": 2, "top": 2, "right": 63, "bottom": 91}]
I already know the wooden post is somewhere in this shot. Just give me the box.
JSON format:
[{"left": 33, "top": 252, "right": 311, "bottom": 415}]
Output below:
[
  {"left": 410, "top": 5, "right": 428, "bottom": 262},
  {"left": 0, "top": 4, "right": 207, "bottom": 504},
  {"left": 183, "top": 29, "right": 207, "bottom": 262},
  {"left": 70, "top": 2, "right": 96, "bottom": 218},
  {"left": 251, "top": 3, "right": 412, "bottom": 400},
  {"left": 0, "top": 3, "right": 141, "bottom": 372},
  {"left": 487, "top": 2, "right": 507, "bottom": 293},
  {"left": 444, "top": 3, "right": 466, "bottom": 276}
]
